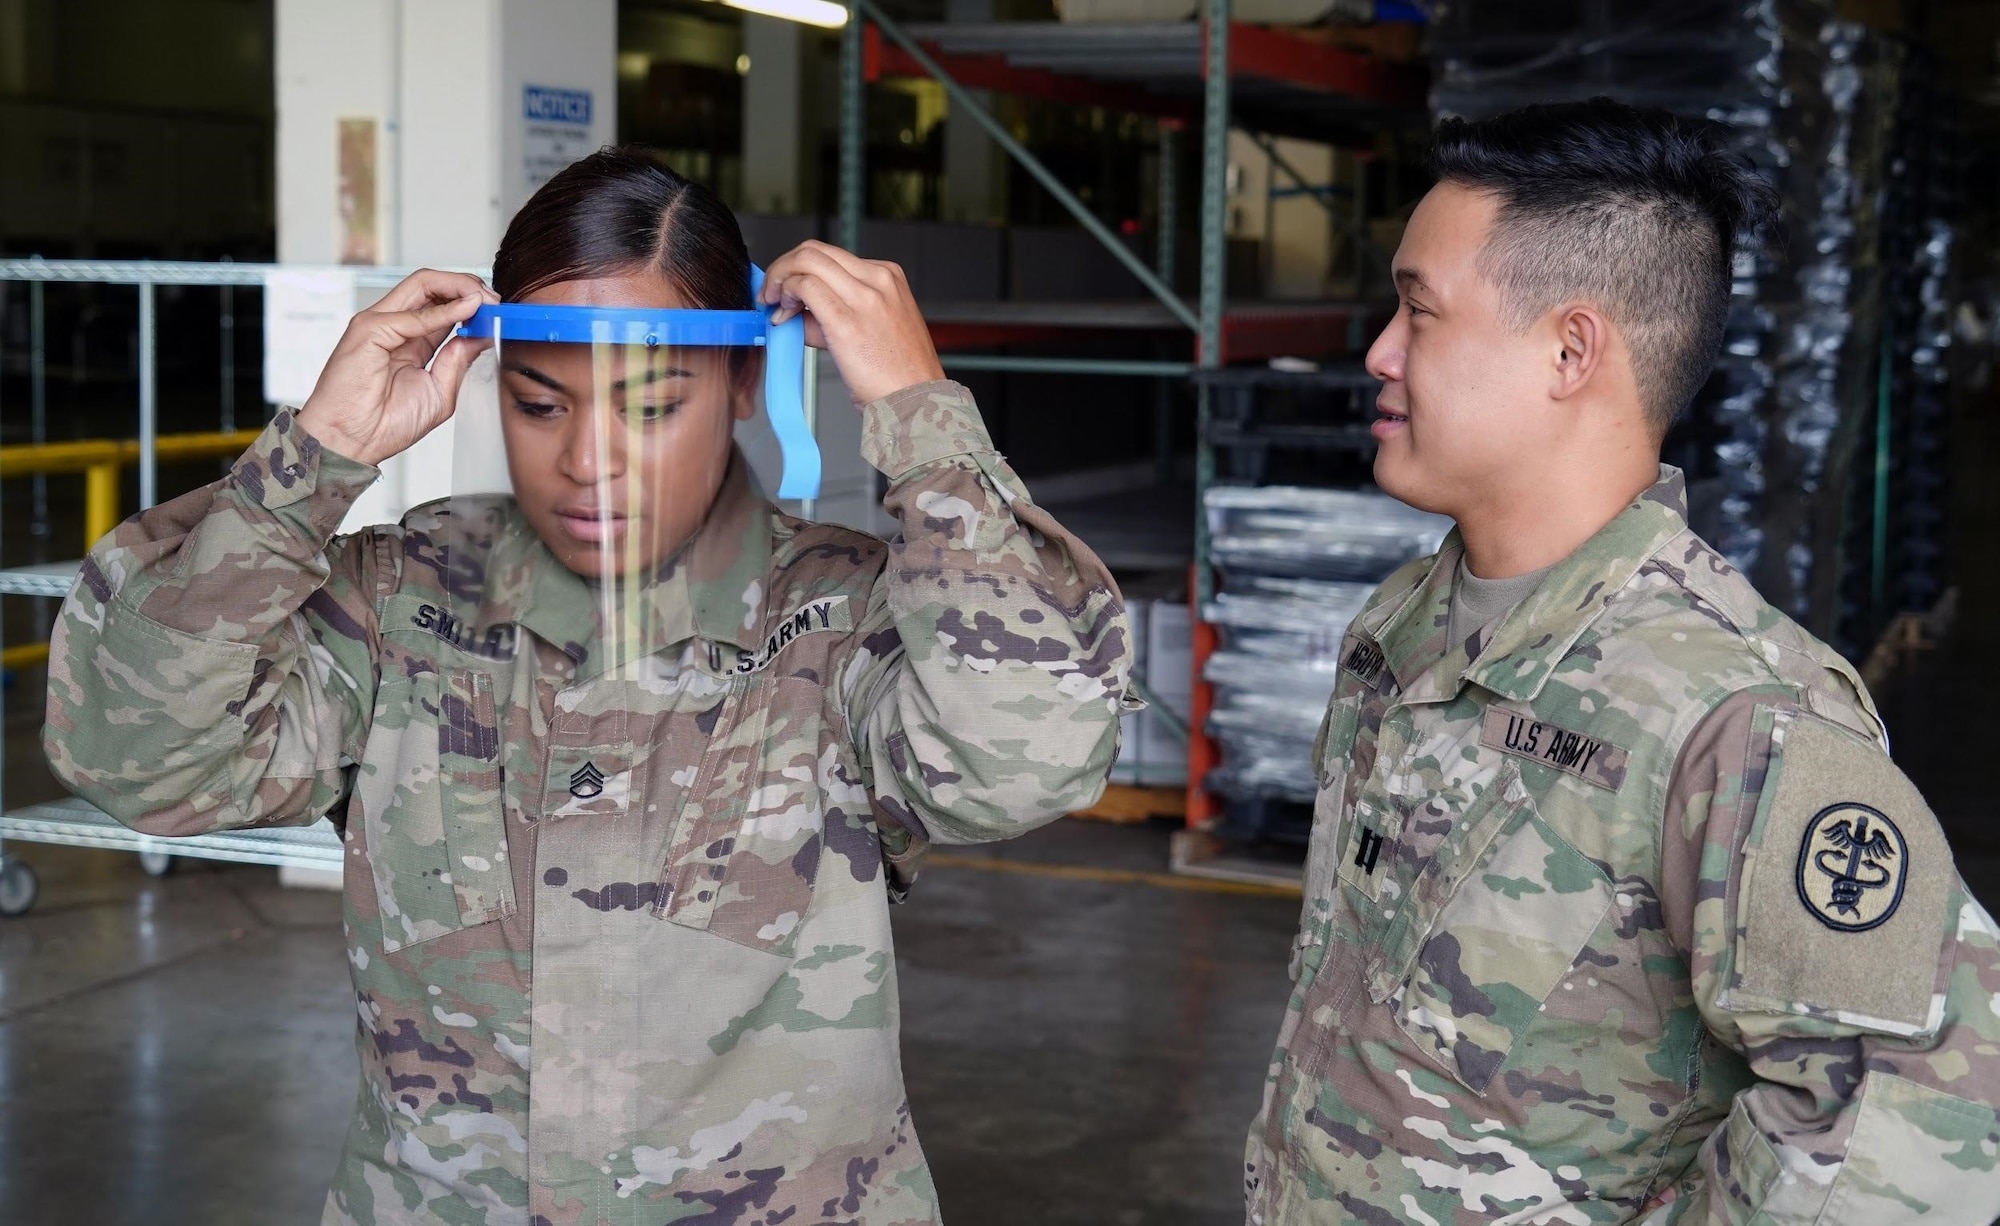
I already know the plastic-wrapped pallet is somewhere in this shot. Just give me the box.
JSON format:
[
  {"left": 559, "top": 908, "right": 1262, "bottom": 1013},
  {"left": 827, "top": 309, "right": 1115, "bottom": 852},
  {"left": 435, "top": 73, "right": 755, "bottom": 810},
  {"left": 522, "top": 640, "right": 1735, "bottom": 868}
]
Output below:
[
  {"left": 1428, "top": 0, "right": 1929, "bottom": 646},
  {"left": 1207, "top": 485, "right": 1450, "bottom": 582},
  {"left": 1201, "top": 487, "right": 1449, "bottom": 824}
]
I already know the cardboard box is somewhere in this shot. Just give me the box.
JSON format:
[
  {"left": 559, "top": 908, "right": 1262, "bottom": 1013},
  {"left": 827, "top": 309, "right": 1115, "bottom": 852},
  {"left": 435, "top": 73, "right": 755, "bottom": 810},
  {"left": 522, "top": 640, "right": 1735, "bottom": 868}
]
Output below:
[{"left": 1137, "top": 600, "right": 1192, "bottom": 782}]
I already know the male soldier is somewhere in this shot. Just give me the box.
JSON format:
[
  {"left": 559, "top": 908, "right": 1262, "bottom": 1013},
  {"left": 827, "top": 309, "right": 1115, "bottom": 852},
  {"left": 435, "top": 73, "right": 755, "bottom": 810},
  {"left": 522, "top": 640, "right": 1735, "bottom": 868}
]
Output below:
[{"left": 1245, "top": 99, "right": 2000, "bottom": 1224}]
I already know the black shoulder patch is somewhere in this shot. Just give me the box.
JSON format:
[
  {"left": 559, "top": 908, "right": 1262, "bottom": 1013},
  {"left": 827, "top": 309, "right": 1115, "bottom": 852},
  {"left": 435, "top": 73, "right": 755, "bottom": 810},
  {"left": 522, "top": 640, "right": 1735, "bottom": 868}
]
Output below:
[{"left": 1796, "top": 803, "right": 1908, "bottom": 932}]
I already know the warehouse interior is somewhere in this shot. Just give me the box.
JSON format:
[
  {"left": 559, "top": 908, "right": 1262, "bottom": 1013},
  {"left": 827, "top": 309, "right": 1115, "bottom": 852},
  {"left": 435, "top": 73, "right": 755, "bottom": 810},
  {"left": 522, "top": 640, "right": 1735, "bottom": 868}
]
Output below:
[{"left": 1, "top": 0, "right": 1997, "bottom": 1221}]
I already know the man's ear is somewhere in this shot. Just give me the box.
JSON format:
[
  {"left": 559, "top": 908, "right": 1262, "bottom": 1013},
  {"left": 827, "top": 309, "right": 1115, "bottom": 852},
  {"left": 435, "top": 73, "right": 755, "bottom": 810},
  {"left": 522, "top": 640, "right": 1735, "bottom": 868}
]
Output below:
[{"left": 1550, "top": 303, "right": 1609, "bottom": 401}]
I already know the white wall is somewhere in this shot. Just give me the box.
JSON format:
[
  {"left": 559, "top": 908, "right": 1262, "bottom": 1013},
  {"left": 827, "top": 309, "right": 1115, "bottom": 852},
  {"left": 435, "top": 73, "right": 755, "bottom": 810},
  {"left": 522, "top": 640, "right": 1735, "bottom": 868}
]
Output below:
[
  {"left": 1227, "top": 130, "right": 1337, "bottom": 301},
  {"left": 397, "top": 0, "right": 503, "bottom": 268},
  {"left": 741, "top": 17, "right": 804, "bottom": 214},
  {"left": 495, "top": 0, "right": 617, "bottom": 252},
  {"left": 275, "top": 0, "right": 397, "bottom": 265},
  {"left": 278, "top": 0, "right": 615, "bottom": 269},
  {"left": 276, "top": 0, "right": 615, "bottom": 532}
]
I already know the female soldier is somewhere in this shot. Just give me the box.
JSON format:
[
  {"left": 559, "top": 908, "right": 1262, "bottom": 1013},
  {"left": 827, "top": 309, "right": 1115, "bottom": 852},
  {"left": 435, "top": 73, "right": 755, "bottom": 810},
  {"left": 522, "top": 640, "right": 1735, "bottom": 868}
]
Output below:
[{"left": 43, "top": 149, "right": 1131, "bottom": 1225}]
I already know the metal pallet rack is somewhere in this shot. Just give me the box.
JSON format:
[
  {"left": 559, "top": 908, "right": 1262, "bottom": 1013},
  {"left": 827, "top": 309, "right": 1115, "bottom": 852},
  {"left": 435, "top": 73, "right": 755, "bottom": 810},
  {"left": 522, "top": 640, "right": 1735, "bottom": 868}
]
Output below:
[
  {"left": 1172, "top": 365, "right": 1441, "bottom": 882},
  {"left": 0, "top": 258, "right": 443, "bottom": 915},
  {"left": 834, "top": 0, "right": 1423, "bottom": 839}
]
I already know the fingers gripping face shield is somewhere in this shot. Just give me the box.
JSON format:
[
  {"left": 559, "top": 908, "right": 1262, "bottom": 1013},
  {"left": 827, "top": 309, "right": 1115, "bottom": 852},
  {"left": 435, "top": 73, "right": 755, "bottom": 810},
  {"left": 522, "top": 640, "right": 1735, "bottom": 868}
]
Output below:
[{"left": 438, "top": 266, "right": 815, "bottom": 675}]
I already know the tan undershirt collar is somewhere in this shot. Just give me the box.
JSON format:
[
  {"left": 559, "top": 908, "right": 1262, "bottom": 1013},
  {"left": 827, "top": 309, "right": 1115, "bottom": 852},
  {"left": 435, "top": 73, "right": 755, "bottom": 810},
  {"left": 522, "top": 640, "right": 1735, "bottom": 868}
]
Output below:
[{"left": 1448, "top": 554, "right": 1556, "bottom": 657}]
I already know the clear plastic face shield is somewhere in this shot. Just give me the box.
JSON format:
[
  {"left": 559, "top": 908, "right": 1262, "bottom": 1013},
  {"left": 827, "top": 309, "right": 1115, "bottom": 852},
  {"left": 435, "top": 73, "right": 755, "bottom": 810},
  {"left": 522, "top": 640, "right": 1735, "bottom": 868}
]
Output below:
[{"left": 443, "top": 265, "right": 816, "bottom": 674}]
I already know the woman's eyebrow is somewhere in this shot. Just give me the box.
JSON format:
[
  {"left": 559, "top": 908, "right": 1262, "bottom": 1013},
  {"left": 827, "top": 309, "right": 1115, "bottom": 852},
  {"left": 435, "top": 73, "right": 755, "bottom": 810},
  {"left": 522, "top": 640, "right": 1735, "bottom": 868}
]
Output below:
[
  {"left": 502, "top": 363, "right": 694, "bottom": 393},
  {"left": 611, "top": 365, "right": 695, "bottom": 392},
  {"left": 503, "top": 362, "right": 566, "bottom": 392}
]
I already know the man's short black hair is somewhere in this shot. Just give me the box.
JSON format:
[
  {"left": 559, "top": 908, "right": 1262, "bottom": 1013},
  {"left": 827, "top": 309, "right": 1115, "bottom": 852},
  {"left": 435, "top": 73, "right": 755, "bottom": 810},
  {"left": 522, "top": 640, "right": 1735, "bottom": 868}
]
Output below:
[{"left": 1428, "top": 98, "right": 1779, "bottom": 432}]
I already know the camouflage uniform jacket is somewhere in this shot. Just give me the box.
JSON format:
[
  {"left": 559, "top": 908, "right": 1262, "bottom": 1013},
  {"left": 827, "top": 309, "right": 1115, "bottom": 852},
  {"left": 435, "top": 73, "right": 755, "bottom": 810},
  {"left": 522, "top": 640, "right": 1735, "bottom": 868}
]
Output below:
[
  {"left": 1245, "top": 468, "right": 2000, "bottom": 1224},
  {"left": 44, "top": 381, "right": 1132, "bottom": 1226}
]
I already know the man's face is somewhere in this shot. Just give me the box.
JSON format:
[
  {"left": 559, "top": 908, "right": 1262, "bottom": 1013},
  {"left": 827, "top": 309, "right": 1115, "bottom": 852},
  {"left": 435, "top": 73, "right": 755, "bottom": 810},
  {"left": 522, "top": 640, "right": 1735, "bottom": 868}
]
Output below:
[
  {"left": 497, "top": 270, "right": 756, "bottom": 579},
  {"left": 1365, "top": 182, "right": 1556, "bottom": 519}
]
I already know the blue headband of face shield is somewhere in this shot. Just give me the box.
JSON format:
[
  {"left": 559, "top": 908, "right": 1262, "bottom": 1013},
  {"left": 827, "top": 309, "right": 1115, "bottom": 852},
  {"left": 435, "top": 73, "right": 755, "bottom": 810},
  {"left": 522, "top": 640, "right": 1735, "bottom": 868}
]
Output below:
[{"left": 455, "top": 264, "right": 819, "bottom": 499}]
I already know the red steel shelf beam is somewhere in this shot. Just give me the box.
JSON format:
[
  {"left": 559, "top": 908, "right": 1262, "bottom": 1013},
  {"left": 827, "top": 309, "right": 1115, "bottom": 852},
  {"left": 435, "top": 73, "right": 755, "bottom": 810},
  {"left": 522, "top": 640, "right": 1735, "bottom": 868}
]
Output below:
[
  {"left": 1218, "top": 23, "right": 1425, "bottom": 109},
  {"left": 867, "top": 22, "right": 1423, "bottom": 116},
  {"left": 865, "top": 25, "right": 1200, "bottom": 121}
]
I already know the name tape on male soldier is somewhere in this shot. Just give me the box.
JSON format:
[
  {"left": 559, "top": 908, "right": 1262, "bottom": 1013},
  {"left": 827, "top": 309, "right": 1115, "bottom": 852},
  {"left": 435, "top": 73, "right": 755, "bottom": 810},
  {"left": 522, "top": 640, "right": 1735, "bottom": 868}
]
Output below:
[{"left": 1480, "top": 707, "right": 1630, "bottom": 791}]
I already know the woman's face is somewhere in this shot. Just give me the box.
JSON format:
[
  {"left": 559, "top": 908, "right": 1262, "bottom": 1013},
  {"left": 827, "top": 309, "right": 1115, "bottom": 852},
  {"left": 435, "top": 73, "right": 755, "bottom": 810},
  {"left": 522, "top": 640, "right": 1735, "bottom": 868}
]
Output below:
[{"left": 498, "top": 270, "right": 756, "bottom": 579}]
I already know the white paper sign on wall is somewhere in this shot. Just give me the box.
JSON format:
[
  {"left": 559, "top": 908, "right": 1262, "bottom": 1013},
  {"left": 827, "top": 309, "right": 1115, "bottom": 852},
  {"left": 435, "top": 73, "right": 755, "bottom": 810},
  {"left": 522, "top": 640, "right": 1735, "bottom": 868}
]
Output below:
[
  {"left": 262, "top": 268, "right": 357, "bottom": 408},
  {"left": 523, "top": 84, "right": 594, "bottom": 194}
]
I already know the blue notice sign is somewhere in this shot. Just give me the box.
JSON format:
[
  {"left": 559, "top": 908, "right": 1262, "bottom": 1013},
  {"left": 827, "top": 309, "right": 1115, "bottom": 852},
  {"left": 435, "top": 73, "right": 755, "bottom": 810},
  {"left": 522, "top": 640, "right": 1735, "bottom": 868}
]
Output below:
[
  {"left": 522, "top": 85, "right": 595, "bottom": 192},
  {"left": 523, "top": 85, "right": 593, "bottom": 126}
]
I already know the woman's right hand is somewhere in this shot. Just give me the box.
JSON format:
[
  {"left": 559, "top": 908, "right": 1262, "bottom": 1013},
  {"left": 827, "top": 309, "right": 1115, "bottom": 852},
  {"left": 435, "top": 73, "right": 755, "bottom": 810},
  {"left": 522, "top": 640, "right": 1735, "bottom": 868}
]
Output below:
[{"left": 295, "top": 269, "right": 497, "bottom": 467}]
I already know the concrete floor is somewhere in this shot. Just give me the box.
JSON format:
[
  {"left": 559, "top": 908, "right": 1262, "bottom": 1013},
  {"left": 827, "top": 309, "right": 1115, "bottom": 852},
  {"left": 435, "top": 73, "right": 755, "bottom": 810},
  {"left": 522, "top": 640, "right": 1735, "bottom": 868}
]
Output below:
[{"left": 0, "top": 811, "right": 1296, "bottom": 1225}]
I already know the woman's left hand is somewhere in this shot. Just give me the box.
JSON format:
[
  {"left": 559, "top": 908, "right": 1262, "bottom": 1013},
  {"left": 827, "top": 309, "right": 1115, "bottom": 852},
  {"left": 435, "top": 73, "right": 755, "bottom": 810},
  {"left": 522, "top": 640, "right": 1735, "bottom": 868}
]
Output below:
[{"left": 759, "top": 241, "right": 946, "bottom": 405}]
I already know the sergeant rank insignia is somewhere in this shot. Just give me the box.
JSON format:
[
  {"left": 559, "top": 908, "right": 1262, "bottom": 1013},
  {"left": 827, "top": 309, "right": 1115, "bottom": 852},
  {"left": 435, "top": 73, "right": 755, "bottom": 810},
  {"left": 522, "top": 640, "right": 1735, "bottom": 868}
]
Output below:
[
  {"left": 1795, "top": 802, "right": 1908, "bottom": 932},
  {"left": 569, "top": 762, "right": 606, "bottom": 800}
]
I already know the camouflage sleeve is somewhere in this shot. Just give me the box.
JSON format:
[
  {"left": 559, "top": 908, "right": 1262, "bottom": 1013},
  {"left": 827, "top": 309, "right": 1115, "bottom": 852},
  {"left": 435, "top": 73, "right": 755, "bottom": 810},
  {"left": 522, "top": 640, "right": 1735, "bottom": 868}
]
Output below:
[
  {"left": 42, "top": 409, "right": 386, "bottom": 836},
  {"left": 1651, "top": 688, "right": 2000, "bottom": 1223},
  {"left": 835, "top": 380, "right": 1132, "bottom": 864}
]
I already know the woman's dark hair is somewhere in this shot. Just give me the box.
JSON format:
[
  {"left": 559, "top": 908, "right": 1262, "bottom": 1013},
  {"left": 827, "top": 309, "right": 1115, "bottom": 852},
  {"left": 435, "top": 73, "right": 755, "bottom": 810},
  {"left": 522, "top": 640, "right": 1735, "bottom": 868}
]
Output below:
[
  {"left": 1428, "top": 98, "right": 1780, "bottom": 432},
  {"left": 492, "top": 147, "right": 751, "bottom": 310}
]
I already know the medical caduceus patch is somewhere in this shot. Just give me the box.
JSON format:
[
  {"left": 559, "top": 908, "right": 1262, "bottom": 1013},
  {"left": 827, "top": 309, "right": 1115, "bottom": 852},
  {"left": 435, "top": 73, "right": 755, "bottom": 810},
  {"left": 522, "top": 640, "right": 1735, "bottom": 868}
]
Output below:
[{"left": 1796, "top": 801, "right": 1909, "bottom": 932}]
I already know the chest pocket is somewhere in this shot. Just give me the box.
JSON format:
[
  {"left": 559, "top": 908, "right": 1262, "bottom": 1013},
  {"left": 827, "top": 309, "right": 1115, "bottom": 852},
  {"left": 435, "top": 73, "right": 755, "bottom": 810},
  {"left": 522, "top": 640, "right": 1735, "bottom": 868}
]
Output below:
[
  {"left": 652, "top": 675, "right": 826, "bottom": 957},
  {"left": 1368, "top": 766, "right": 1613, "bottom": 1092},
  {"left": 360, "top": 668, "right": 518, "bottom": 953}
]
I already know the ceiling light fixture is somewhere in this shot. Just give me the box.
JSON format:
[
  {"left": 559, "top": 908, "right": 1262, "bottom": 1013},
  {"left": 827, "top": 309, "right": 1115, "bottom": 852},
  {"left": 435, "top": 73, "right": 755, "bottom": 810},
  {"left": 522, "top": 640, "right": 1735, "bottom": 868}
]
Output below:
[{"left": 717, "top": 0, "right": 849, "bottom": 29}]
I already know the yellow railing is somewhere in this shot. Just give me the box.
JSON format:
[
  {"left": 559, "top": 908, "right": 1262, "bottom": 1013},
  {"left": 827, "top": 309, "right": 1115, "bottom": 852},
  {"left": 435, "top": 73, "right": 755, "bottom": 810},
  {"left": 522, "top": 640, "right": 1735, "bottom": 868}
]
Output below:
[{"left": 2, "top": 429, "right": 263, "bottom": 670}]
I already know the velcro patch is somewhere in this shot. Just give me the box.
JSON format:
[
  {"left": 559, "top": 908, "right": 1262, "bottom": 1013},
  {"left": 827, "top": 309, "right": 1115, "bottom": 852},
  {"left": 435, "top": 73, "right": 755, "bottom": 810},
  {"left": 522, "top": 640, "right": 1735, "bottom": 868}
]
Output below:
[
  {"left": 1731, "top": 711, "right": 1949, "bottom": 1034},
  {"left": 411, "top": 602, "right": 519, "bottom": 661},
  {"left": 1797, "top": 802, "right": 1908, "bottom": 932},
  {"left": 1480, "top": 707, "right": 1629, "bottom": 791},
  {"left": 1343, "top": 639, "right": 1388, "bottom": 689},
  {"left": 718, "top": 594, "right": 851, "bottom": 676}
]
